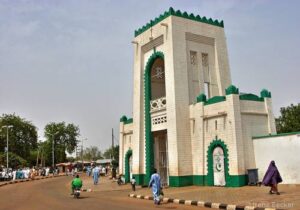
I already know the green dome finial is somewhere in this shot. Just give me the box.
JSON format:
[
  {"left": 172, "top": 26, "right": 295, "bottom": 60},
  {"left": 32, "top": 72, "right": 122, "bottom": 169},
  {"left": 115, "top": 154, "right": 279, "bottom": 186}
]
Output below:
[
  {"left": 120, "top": 115, "right": 127, "bottom": 122},
  {"left": 225, "top": 85, "right": 239, "bottom": 95},
  {"left": 260, "top": 89, "right": 271, "bottom": 98},
  {"left": 197, "top": 93, "right": 207, "bottom": 103}
]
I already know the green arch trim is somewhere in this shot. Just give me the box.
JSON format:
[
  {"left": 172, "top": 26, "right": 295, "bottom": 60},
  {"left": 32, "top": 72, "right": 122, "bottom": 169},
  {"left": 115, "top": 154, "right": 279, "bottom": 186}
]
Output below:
[
  {"left": 206, "top": 139, "right": 230, "bottom": 186},
  {"left": 144, "top": 51, "right": 164, "bottom": 184},
  {"left": 124, "top": 149, "right": 132, "bottom": 183}
]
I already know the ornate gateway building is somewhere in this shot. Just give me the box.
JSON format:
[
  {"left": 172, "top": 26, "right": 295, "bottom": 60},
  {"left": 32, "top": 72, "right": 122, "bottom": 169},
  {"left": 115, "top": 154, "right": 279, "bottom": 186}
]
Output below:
[{"left": 119, "top": 8, "right": 276, "bottom": 187}]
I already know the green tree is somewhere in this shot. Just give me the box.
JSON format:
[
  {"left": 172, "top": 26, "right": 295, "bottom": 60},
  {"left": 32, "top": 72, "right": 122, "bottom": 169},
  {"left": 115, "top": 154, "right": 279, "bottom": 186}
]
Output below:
[
  {"left": 0, "top": 114, "right": 38, "bottom": 166},
  {"left": 44, "top": 122, "right": 80, "bottom": 165},
  {"left": 103, "top": 145, "right": 119, "bottom": 161},
  {"left": 276, "top": 103, "right": 300, "bottom": 133},
  {"left": 0, "top": 152, "right": 27, "bottom": 168},
  {"left": 83, "top": 146, "right": 103, "bottom": 161}
]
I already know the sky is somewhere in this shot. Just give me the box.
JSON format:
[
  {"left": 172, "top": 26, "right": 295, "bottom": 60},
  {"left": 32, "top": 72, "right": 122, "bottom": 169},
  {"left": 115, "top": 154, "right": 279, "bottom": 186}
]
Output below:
[{"left": 0, "top": 0, "right": 299, "bottom": 152}]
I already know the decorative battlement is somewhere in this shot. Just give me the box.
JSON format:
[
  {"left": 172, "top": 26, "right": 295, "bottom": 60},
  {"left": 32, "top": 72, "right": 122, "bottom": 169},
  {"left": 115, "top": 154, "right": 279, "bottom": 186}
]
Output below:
[
  {"left": 196, "top": 85, "right": 272, "bottom": 105},
  {"left": 134, "top": 7, "right": 224, "bottom": 37},
  {"left": 120, "top": 115, "right": 133, "bottom": 124}
]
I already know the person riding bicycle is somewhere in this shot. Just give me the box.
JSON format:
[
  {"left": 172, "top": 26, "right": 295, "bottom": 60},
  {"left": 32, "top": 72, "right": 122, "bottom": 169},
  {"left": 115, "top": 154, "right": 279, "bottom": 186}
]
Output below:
[{"left": 71, "top": 174, "right": 83, "bottom": 195}]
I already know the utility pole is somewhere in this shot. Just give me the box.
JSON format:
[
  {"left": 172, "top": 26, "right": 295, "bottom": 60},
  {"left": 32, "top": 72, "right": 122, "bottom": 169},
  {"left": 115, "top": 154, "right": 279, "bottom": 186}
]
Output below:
[
  {"left": 1, "top": 125, "right": 13, "bottom": 171},
  {"left": 46, "top": 131, "right": 58, "bottom": 171},
  {"left": 81, "top": 139, "right": 84, "bottom": 171},
  {"left": 112, "top": 128, "right": 114, "bottom": 160},
  {"left": 36, "top": 148, "right": 39, "bottom": 167},
  {"left": 52, "top": 135, "right": 55, "bottom": 169},
  {"left": 81, "top": 138, "right": 87, "bottom": 171}
]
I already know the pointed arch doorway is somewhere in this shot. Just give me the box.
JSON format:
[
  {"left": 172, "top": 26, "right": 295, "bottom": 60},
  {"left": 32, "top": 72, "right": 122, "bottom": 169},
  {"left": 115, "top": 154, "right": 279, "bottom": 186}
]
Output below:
[
  {"left": 213, "top": 146, "right": 226, "bottom": 186},
  {"left": 125, "top": 149, "right": 132, "bottom": 183},
  {"left": 206, "top": 139, "right": 229, "bottom": 186}
]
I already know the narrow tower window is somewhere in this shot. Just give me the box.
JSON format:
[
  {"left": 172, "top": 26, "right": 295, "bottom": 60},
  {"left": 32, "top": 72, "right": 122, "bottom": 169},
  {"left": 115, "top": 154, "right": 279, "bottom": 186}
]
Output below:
[
  {"left": 204, "top": 82, "right": 210, "bottom": 98},
  {"left": 202, "top": 53, "right": 210, "bottom": 98},
  {"left": 188, "top": 51, "right": 200, "bottom": 104}
]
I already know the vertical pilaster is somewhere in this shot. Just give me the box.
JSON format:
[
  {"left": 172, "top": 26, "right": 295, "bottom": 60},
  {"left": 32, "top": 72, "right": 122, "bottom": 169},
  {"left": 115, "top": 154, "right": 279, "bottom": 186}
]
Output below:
[
  {"left": 169, "top": 22, "right": 193, "bottom": 178},
  {"left": 226, "top": 94, "right": 245, "bottom": 175},
  {"left": 190, "top": 101, "right": 205, "bottom": 185},
  {"left": 119, "top": 122, "right": 124, "bottom": 174},
  {"left": 132, "top": 42, "right": 144, "bottom": 177},
  {"left": 264, "top": 98, "right": 277, "bottom": 134}
]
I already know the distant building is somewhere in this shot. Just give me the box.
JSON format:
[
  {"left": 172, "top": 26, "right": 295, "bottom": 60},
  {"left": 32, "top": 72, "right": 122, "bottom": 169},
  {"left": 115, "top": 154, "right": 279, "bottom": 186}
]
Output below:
[
  {"left": 96, "top": 159, "right": 112, "bottom": 166},
  {"left": 119, "top": 8, "right": 276, "bottom": 187}
]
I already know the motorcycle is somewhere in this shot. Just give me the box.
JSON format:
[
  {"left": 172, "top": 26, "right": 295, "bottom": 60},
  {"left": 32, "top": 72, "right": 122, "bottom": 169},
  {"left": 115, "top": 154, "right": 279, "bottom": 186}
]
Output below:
[
  {"left": 73, "top": 188, "right": 81, "bottom": 199},
  {"left": 117, "top": 175, "right": 125, "bottom": 185}
]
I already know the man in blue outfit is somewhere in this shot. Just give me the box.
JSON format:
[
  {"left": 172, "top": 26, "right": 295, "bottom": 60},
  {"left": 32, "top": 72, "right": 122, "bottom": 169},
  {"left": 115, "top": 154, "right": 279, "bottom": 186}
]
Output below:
[
  {"left": 148, "top": 168, "right": 161, "bottom": 205},
  {"left": 92, "top": 165, "right": 100, "bottom": 185}
]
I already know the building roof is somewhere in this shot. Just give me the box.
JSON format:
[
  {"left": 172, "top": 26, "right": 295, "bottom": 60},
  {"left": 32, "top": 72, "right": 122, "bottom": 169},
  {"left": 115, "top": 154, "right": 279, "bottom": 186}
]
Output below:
[
  {"left": 96, "top": 159, "right": 112, "bottom": 164},
  {"left": 56, "top": 162, "right": 73, "bottom": 166},
  {"left": 134, "top": 7, "right": 224, "bottom": 37}
]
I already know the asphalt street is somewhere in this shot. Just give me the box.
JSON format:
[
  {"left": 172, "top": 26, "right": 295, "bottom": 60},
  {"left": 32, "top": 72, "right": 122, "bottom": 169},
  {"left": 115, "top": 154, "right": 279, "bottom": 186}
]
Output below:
[{"left": 0, "top": 176, "right": 208, "bottom": 210}]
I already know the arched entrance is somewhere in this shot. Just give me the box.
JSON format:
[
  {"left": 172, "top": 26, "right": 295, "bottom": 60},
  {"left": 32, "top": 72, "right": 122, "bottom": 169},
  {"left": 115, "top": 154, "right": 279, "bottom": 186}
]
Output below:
[
  {"left": 213, "top": 147, "right": 225, "bottom": 186},
  {"left": 144, "top": 51, "right": 166, "bottom": 184},
  {"left": 125, "top": 149, "right": 132, "bottom": 183},
  {"left": 206, "top": 139, "right": 229, "bottom": 186}
]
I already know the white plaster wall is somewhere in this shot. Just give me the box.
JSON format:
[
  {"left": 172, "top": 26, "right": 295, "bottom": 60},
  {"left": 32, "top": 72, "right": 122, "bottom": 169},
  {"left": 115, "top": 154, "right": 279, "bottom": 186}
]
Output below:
[
  {"left": 240, "top": 99, "right": 276, "bottom": 171},
  {"left": 119, "top": 122, "right": 133, "bottom": 174},
  {"left": 253, "top": 134, "right": 300, "bottom": 184},
  {"left": 241, "top": 114, "right": 269, "bottom": 170},
  {"left": 240, "top": 100, "right": 266, "bottom": 114}
]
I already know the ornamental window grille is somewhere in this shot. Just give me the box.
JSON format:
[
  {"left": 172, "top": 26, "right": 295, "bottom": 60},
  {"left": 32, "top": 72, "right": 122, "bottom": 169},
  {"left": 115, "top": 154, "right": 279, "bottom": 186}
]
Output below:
[{"left": 190, "top": 51, "right": 197, "bottom": 65}]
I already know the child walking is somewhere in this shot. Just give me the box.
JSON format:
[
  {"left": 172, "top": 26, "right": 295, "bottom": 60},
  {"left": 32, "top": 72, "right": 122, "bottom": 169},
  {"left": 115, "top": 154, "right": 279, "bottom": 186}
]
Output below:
[{"left": 131, "top": 176, "right": 136, "bottom": 191}]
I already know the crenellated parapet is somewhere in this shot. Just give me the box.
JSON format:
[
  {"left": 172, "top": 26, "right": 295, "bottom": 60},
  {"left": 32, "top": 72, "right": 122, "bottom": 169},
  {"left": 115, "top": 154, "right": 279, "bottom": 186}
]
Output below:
[
  {"left": 196, "top": 85, "right": 272, "bottom": 106},
  {"left": 120, "top": 115, "right": 133, "bottom": 124},
  {"left": 134, "top": 7, "right": 224, "bottom": 37},
  {"left": 225, "top": 85, "right": 239, "bottom": 95}
]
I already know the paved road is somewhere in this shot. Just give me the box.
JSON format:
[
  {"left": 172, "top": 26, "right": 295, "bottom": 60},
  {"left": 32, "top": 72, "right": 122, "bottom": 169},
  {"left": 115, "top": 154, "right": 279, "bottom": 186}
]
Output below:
[{"left": 0, "top": 176, "right": 208, "bottom": 210}]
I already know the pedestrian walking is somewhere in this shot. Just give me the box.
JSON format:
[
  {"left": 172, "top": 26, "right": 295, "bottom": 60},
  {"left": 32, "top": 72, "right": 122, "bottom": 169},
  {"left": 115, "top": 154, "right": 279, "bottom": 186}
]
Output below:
[
  {"left": 12, "top": 170, "right": 16, "bottom": 180},
  {"left": 105, "top": 166, "right": 108, "bottom": 176},
  {"left": 131, "top": 176, "right": 136, "bottom": 191},
  {"left": 148, "top": 169, "right": 162, "bottom": 205},
  {"left": 262, "top": 160, "right": 282, "bottom": 195},
  {"left": 92, "top": 165, "right": 100, "bottom": 185},
  {"left": 45, "top": 167, "right": 50, "bottom": 176}
]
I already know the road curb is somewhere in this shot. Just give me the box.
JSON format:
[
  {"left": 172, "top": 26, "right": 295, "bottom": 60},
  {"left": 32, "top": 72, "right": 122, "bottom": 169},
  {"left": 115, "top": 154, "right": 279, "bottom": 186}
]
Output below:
[
  {"left": 128, "top": 194, "right": 284, "bottom": 210},
  {"left": 0, "top": 174, "right": 67, "bottom": 188}
]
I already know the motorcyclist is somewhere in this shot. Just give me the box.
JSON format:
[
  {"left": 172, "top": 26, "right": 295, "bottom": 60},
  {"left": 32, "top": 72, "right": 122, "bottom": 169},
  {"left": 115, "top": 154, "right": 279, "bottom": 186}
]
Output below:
[
  {"left": 117, "top": 174, "right": 124, "bottom": 185},
  {"left": 71, "top": 174, "right": 83, "bottom": 195}
]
